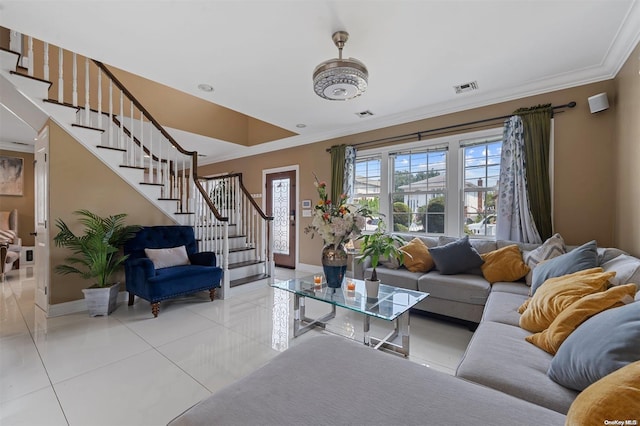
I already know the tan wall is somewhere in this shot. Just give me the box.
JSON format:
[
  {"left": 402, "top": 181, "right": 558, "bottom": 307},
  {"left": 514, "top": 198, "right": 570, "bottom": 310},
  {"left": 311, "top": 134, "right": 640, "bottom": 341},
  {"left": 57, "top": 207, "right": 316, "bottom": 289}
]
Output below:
[
  {"left": 48, "top": 121, "right": 175, "bottom": 305},
  {"left": 0, "top": 149, "right": 35, "bottom": 246},
  {"left": 614, "top": 42, "right": 640, "bottom": 256},
  {"left": 200, "top": 80, "right": 618, "bottom": 267}
]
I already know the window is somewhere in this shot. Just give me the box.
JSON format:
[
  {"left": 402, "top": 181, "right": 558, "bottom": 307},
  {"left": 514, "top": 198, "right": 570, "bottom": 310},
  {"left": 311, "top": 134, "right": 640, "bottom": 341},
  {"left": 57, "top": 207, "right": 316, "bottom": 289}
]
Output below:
[
  {"left": 390, "top": 147, "right": 447, "bottom": 233},
  {"left": 462, "top": 137, "right": 501, "bottom": 237},
  {"left": 353, "top": 155, "right": 382, "bottom": 231},
  {"left": 354, "top": 128, "right": 502, "bottom": 237}
]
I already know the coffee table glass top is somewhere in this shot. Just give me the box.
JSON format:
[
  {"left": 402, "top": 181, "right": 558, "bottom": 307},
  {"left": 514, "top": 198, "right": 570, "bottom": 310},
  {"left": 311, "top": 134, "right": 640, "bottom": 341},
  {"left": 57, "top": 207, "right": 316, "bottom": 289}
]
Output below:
[{"left": 271, "top": 276, "right": 428, "bottom": 321}]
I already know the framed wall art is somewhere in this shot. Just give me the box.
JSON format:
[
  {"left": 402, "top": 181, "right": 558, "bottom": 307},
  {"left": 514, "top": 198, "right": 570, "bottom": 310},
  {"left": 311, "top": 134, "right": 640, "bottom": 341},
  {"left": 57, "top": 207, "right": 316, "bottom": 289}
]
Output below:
[{"left": 0, "top": 156, "right": 24, "bottom": 196}]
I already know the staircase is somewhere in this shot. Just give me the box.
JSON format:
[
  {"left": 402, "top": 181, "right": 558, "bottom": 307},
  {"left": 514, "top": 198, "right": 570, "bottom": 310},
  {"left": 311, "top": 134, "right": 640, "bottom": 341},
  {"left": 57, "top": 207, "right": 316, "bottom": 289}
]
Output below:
[{"left": 0, "top": 29, "right": 274, "bottom": 297}]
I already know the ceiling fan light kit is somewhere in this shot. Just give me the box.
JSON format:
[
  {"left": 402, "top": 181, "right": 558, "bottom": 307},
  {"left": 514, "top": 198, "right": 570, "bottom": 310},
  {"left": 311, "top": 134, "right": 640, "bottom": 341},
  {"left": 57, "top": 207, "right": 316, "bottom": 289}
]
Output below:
[{"left": 313, "top": 31, "right": 368, "bottom": 101}]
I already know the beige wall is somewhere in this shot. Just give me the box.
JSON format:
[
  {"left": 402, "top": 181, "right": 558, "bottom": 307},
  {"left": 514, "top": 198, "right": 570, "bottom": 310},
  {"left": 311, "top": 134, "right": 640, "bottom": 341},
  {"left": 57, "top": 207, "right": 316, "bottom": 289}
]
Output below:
[
  {"left": 48, "top": 121, "right": 175, "bottom": 305},
  {"left": 614, "top": 42, "right": 640, "bottom": 256},
  {"left": 200, "top": 80, "right": 618, "bottom": 267},
  {"left": 0, "top": 149, "right": 35, "bottom": 246}
]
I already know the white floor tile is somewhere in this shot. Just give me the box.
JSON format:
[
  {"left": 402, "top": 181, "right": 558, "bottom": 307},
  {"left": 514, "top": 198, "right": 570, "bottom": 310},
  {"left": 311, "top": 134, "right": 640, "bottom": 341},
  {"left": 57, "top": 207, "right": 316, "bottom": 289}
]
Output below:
[
  {"left": 0, "top": 333, "right": 51, "bottom": 403},
  {"left": 54, "top": 349, "right": 210, "bottom": 426},
  {"left": 2, "top": 266, "right": 474, "bottom": 423},
  {"left": 33, "top": 317, "right": 152, "bottom": 383},
  {"left": 0, "top": 386, "right": 67, "bottom": 426}
]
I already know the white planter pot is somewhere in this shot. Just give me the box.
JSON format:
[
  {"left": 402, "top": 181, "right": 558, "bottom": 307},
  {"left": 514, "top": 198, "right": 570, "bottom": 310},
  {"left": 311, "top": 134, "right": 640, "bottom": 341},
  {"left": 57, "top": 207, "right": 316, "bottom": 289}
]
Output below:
[
  {"left": 365, "top": 279, "right": 380, "bottom": 300},
  {"left": 82, "top": 283, "right": 120, "bottom": 317}
]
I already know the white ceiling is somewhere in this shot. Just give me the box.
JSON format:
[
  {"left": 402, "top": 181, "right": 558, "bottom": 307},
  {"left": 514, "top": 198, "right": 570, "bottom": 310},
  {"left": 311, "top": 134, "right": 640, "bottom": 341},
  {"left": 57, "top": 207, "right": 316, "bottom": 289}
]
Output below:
[{"left": 1, "top": 0, "right": 639, "bottom": 162}]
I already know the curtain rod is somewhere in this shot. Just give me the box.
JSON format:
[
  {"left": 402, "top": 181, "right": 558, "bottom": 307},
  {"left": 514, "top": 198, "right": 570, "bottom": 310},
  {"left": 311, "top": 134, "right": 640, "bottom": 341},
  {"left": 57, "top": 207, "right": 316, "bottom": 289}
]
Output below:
[{"left": 327, "top": 101, "right": 576, "bottom": 152}]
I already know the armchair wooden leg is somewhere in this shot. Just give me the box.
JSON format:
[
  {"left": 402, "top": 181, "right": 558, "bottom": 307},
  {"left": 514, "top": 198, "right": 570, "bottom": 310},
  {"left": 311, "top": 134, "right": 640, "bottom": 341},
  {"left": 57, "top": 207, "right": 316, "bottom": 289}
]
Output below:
[
  {"left": 209, "top": 288, "right": 216, "bottom": 301},
  {"left": 128, "top": 293, "right": 135, "bottom": 306},
  {"left": 151, "top": 302, "right": 160, "bottom": 317}
]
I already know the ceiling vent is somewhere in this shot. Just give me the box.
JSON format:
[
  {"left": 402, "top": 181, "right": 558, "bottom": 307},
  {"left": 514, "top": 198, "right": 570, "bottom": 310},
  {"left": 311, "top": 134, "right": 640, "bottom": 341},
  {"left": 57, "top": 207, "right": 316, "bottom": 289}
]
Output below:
[
  {"left": 454, "top": 81, "right": 479, "bottom": 94},
  {"left": 355, "top": 110, "right": 374, "bottom": 118}
]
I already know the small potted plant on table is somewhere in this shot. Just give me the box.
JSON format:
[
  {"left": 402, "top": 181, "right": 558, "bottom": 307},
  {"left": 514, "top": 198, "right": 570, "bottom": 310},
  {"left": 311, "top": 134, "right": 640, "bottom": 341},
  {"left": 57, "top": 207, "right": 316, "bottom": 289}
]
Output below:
[
  {"left": 54, "top": 210, "right": 140, "bottom": 316},
  {"left": 357, "top": 221, "right": 407, "bottom": 299}
]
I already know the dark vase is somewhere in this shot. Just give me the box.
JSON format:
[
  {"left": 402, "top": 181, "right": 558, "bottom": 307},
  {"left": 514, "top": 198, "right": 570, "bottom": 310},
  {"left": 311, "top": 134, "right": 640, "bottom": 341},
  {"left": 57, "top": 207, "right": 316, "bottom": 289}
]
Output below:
[{"left": 321, "top": 243, "right": 348, "bottom": 288}]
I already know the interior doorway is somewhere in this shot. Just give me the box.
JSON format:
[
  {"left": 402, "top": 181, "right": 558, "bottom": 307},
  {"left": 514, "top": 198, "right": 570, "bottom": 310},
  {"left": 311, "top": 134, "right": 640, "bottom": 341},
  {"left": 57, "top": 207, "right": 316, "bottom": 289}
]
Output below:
[{"left": 265, "top": 168, "right": 297, "bottom": 268}]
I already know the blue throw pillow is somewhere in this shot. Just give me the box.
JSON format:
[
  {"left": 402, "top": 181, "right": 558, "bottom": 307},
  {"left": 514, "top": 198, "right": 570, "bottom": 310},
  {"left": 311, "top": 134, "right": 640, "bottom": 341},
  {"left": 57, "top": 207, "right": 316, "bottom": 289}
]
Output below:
[
  {"left": 530, "top": 240, "right": 598, "bottom": 295},
  {"left": 429, "top": 235, "right": 484, "bottom": 275},
  {"left": 548, "top": 302, "right": 640, "bottom": 391}
]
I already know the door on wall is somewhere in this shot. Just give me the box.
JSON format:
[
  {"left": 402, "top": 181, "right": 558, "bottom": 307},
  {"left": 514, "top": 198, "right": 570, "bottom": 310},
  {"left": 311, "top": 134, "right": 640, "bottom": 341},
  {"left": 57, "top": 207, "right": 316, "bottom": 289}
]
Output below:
[
  {"left": 34, "top": 126, "right": 49, "bottom": 313},
  {"left": 266, "top": 170, "right": 296, "bottom": 268}
]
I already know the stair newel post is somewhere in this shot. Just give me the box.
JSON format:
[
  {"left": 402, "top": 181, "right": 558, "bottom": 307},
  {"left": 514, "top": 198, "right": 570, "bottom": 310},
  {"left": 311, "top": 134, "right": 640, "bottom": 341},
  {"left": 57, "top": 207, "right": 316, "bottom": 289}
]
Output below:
[
  {"left": 267, "top": 218, "right": 275, "bottom": 276},
  {"left": 108, "top": 80, "right": 113, "bottom": 147},
  {"left": 43, "top": 42, "right": 49, "bottom": 81},
  {"left": 97, "top": 68, "right": 102, "bottom": 129},
  {"left": 72, "top": 53, "right": 78, "bottom": 108},
  {"left": 139, "top": 110, "right": 144, "bottom": 169},
  {"left": 149, "top": 127, "right": 155, "bottom": 184},
  {"left": 84, "top": 57, "right": 90, "bottom": 126},
  {"left": 221, "top": 221, "right": 230, "bottom": 299},
  {"left": 129, "top": 102, "right": 134, "bottom": 166},
  {"left": 58, "top": 48, "right": 64, "bottom": 103},
  {"left": 27, "top": 36, "right": 33, "bottom": 77},
  {"left": 119, "top": 89, "right": 124, "bottom": 151}
]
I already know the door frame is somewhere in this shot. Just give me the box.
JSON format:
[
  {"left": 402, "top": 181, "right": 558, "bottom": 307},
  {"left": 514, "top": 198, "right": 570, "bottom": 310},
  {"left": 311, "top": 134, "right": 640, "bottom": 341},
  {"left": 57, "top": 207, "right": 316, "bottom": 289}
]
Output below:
[
  {"left": 34, "top": 125, "right": 50, "bottom": 314},
  {"left": 263, "top": 165, "right": 299, "bottom": 269}
]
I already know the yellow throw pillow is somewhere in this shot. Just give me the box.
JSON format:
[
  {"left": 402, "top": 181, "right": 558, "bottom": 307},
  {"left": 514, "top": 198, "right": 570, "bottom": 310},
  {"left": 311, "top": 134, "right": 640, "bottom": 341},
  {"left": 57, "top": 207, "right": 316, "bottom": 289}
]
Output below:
[
  {"left": 565, "top": 361, "right": 640, "bottom": 426},
  {"left": 401, "top": 238, "right": 434, "bottom": 273},
  {"left": 526, "top": 283, "right": 637, "bottom": 354},
  {"left": 480, "top": 245, "right": 530, "bottom": 284},
  {"left": 519, "top": 267, "right": 614, "bottom": 332}
]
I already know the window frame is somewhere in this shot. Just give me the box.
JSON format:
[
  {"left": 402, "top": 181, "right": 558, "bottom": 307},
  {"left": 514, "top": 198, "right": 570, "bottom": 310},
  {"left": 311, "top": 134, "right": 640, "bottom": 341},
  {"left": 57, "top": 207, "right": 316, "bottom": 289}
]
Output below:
[{"left": 354, "top": 127, "right": 502, "bottom": 238}]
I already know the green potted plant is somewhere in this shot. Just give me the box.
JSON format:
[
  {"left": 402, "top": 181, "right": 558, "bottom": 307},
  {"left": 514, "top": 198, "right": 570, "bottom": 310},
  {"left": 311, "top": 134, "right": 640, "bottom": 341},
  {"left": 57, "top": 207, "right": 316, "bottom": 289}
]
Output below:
[
  {"left": 53, "top": 210, "right": 140, "bottom": 316},
  {"left": 356, "top": 221, "right": 408, "bottom": 299}
]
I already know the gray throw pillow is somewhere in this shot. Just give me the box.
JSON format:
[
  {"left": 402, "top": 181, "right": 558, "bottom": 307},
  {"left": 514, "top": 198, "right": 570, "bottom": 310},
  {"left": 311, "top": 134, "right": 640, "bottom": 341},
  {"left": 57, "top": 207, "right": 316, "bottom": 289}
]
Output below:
[
  {"left": 530, "top": 240, "right": 598, "bottom": 295},
  {"left": 548, "top": 302, "right": 640, "bottom": 391},
  {"left": 429, "top": 235, "right": 484, "bottom": 275}
]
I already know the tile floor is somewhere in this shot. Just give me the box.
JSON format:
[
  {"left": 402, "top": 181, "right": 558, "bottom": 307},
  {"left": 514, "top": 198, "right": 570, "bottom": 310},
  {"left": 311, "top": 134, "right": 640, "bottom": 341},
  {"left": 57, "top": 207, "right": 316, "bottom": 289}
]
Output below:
[{"left": 0, "top": 266, "right": 473, "bottom": 426}]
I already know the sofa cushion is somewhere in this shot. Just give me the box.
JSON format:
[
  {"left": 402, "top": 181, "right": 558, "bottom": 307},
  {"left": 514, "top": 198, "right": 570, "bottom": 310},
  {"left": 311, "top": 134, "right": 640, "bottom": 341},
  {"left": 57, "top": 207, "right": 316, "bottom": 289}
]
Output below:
[
  {"left": 456, "top": 321, "right": 578, "bottom": 414},
  {"left": 439, "top": 235, "right": 497, "bottom": 254},
  {"left": 490, "top": 281, "right": 530, "bottom": 295},
  {"left": 596, "top": 247, "right": 627, "bottom": 265},
  {"left": 480, "top": 245, "right": 529, "bottom": 284},
  {"left": 145, "top": 245, "right": 191, "bottom": 269},
  {"left": 601, "top": 254, "right": 640, "bottom": 286},
  {"left": 369, "top": 267, "right": 421, "bottom": 291},
  {"left": 548, "top": 302, "right": 640, "bottom": 391},
  {"left": 170, "top": 334, "right": 566, "bottom": 426},
  {"left": 429, "top": 236, "right": 484, "bottom": 275},
  {"left": 400, "top": 237, "right": 434, "bottom": 273},
  {"left": 526, "top": 284, "right": 637, "bottom": 355},
  {"left": 530, "top": 240, "right": 598, "bottom": 295},
  {"left": 565, "top": 361, "right": 640, "bottom": 426},
  {"left": 418, "top": 271, "right": 490, "bottom": 306},
  {"left": 519, "top": 268, "right": 613, "bottom": 332},
  {"left": 481, "top": 291, "right": 528, "bottom": 326},
  {"left": 522, "top": 233, "right": 566, "bottom": 285}
]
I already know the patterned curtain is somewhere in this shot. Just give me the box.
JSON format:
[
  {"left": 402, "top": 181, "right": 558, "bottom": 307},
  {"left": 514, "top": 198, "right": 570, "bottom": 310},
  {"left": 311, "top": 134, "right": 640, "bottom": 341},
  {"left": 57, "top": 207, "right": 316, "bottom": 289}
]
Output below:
[
  {"left": 330, "top": 145, "right": 356, "bottom": 202},
  {"left": 496, "top": 116, "right": 542, "bottom": 243}
]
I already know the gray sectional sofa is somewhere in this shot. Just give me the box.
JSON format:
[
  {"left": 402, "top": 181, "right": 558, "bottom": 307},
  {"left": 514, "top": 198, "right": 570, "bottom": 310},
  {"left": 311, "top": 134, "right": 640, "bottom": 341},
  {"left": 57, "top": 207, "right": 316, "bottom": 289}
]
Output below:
[{"left": 170, "top": 235, "right": 640, "bottom": 425}]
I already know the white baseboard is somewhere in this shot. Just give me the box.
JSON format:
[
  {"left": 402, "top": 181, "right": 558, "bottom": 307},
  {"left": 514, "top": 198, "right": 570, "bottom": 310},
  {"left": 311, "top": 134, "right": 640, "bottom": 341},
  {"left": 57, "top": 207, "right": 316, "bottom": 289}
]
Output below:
[{"left": 47, "top": 291, "right": 129, "bottom": 317}]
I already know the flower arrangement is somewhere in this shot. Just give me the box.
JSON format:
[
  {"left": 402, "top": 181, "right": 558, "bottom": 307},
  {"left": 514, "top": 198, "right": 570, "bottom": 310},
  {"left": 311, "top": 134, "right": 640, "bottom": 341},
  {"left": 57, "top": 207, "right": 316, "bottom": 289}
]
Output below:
[{"left": 304, "top": 176, "right": 371, "bottom": 247}]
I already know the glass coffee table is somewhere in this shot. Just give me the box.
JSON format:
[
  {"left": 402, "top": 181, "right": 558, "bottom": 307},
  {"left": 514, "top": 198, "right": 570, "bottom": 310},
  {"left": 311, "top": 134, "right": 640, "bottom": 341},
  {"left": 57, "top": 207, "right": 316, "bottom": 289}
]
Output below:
[{"left": 271, "top": 276, "right": 428, "bottom": 357}]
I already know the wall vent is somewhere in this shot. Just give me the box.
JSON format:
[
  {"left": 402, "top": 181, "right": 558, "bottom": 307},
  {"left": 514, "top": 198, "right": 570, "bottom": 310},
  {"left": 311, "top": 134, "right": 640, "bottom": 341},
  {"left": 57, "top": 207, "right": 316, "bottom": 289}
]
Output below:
[
  {"left": 454, "top": 81, "right": 479, "bottom": 94},
  {"left": 355, "top": 110, "right": 374, "bottom": 118}
]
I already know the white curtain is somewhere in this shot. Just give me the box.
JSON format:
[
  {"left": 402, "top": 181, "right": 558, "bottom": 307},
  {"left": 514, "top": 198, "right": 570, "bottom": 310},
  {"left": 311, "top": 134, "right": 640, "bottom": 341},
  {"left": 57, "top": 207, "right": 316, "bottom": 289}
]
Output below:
[
  {"left": 496, "top": 116, "right": 542, "bottom": 243},
  {"left": 343, "top": 145, "right": 356, "bottom": 197}
]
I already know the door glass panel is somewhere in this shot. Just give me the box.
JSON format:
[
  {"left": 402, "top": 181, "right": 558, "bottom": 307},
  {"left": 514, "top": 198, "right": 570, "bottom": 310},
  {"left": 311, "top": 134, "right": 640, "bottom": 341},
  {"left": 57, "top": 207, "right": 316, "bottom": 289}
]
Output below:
[{"left": 272, "top": 178, "right": 290, "bottom": 255}]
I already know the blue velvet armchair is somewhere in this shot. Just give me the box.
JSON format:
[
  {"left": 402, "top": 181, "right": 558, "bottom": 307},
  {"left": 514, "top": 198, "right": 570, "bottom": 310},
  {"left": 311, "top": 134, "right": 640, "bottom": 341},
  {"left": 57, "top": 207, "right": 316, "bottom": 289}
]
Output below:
[{"left": 124, "top": 226, "right": 223, "bottom": 317}]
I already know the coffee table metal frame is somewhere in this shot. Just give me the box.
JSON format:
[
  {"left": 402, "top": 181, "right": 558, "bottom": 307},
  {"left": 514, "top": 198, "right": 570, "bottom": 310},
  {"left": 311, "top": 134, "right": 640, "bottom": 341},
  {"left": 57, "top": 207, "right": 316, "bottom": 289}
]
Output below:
[{"left": 272, "top": 276, "right": 428, "bottom": 357}]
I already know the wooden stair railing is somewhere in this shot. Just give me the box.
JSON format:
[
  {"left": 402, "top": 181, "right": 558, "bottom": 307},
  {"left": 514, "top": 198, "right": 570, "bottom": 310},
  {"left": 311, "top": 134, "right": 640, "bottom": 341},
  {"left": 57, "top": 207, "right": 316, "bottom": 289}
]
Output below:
[{"left": 3, "top": 29, "right": 282, "bottom": 297}]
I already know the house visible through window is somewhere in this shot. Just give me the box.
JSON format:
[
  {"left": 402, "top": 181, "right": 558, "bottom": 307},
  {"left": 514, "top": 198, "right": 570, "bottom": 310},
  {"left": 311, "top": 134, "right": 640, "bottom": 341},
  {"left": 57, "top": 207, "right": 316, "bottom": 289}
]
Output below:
[{"left": 353, "top": 128, "right": 502, "bottom": 237}]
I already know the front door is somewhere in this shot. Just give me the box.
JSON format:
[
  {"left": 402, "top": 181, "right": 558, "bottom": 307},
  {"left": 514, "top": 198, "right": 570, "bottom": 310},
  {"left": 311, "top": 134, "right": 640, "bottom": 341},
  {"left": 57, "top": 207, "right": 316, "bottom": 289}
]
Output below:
[
  {"left": 34, "top": 126, "right": 50, "bottom": 313},
  {"left": 266, "top": 170, "right": 296, "bottom": 268}
]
